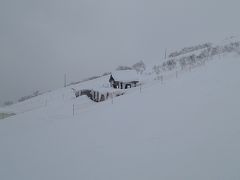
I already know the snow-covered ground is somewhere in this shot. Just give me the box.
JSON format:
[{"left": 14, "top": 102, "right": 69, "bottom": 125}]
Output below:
[{"left": 0, "top": 52, "right": 240, "bottom": 179}]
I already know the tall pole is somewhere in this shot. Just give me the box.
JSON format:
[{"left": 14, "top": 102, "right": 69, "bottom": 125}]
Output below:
[
  {"left": 165, "top": 48, "right": 167, "bottom": 59},
  {"left": 64, "top": 73, "right": 67, "bottom": 88},
  {"left": 111, "top": 93, "right": 113, "bottom": 104},
  {"left": 73, "top": 104, "right": 75, "bottom": 116}
]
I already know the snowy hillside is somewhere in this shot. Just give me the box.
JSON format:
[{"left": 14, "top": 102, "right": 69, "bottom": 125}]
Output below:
[
  {"left": 1, "top": 37, "right": 240, "bottom": 114},
  {"left": 1, "top": 40, "right": 240, "bottom": 179}
]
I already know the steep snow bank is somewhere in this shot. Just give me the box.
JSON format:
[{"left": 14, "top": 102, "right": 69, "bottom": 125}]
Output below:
[{"left": 0, "top": 56, "right": 240, "bottom": 180}]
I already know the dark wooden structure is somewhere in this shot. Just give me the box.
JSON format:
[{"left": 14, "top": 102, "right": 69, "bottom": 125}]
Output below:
[{"left": 109, "top": 75, "right": 139, "bottom": 89}]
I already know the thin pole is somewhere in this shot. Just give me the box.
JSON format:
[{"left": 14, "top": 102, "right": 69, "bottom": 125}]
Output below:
[
  {"left": 73, "top": 104, "right": 75, "bottom": 116},
  {"left": 165, "top": 48, "right": 167, "bottom": 59},
  {"left": 64, "top": 73, "right": 67, "bottom": 88}
]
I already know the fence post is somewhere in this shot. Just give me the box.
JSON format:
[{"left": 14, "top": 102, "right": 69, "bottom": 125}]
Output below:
[
  {"left": 64, "top": 73, "right": 67, "bottom": 88},
  {"left": 111, "top": 93, "right": 113, "bottom": 104},
  {"left": 73, "top": 104, "right": 75, "bottom": 116},
  {"left": 160, "top": 75, "right": 163, "bottom": 84},
  {"left": 164, "top": 48, "right": 167, "bottom": 59}
]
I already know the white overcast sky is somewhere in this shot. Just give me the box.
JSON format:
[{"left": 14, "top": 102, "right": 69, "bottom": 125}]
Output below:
[{"left": 0, "top": 0, "right": 240, "bottom": 104}]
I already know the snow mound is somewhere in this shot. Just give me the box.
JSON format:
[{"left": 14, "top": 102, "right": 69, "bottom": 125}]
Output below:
[{"left": 111, "top": 70, "right": 140, "bottom": 82}]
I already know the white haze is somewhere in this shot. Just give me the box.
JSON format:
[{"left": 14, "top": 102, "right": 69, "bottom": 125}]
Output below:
[{"left": 0, "top": 0, "right": 240, "bottom": 104}]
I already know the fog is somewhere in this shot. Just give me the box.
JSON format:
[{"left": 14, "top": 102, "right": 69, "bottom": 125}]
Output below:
[{"left": 0, "top": 0, "right": 239, "bottom": 105}]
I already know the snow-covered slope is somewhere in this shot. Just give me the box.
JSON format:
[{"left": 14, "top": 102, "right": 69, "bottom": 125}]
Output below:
[
  {"left": 4, "top": 71, "right": 140, "bottom": 114},
  {"left": 3, "top": 37, "right": 239, "bottom": 115},
  {"left": 0, "top": 52, "right": 240, "bottom": 179}
]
